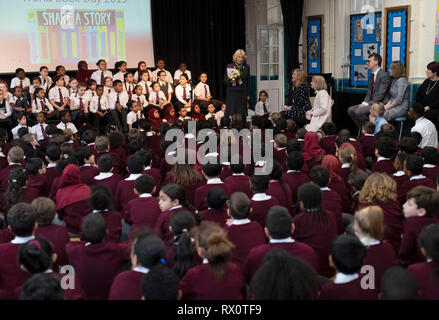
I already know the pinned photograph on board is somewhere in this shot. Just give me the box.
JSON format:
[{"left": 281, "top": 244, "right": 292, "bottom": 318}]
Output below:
[
  {"left": 354, "top": 65, "right": 369, "bottom": 81},
  {"left": 353, "top": 20, "right": 364, "bottom": 43},
  {"left": 363, "top": 43, "right": 378, "bottom": 60},
  {"left": 376, "top": 17, "right": 382, "bottom": 42},
  {"left": 309, "top": 37, "right": 319, "bottom": 60}
]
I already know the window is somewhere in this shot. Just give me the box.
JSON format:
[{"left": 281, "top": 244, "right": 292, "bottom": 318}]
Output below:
[{"left": 351, "top": 0, "right": 382, "bottom": 14}]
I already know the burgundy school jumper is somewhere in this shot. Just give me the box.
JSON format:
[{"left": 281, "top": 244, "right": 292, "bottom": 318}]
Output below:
[
  {"left": 179, "top": 262, "right": 245, "bottom": 300},
  {"left": 224, "top": 174, "right": 252, "bottom": 198},
  {"left": 408, "top": 262, "right": 439, "bottom": 300},
  {"left": 226, "top": 221, "right": 266, "bottom": 269}
]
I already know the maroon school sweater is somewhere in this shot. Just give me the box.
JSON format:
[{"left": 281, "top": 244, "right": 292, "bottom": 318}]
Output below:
[
  {"left": 220, "top": 165, "right": 233, "bottom": 182},
  {"left": 398, "top": 216, "right": 439, "bottom": 267},
  {"left": 397, "top": 176, "right": 436, "bottom": 206},
  {"left": 392, "top": 172, "right": 409, "bottom": 190},
  {"left": 363, "top": 242, "right": 395, "bottom": 287},
  {"left": 0, "top": 164, "right": 23, "bottom": 193},
  {"left": 319, "top": 276, "right": 378, "bottom": 300},
  {"left": 423, "top": 165, "right": 439, "bottom": 184},
  {"left": 0, "top": 242, "right": 31, "bottom": 293},
  {"left": 44, "top": 166, "right": 60, "bottom": 192},
  {"left": 250, "top": 196, "right": 279, "bottom": 229},
  {"left": 91, "top": 173, "right": 122, "bottom": 197},
  {"left": 273, "top": 148, "right": 288, "bottom": 172},
  {"left": 226, "top": 221, "right": 266, "bottom": 269},
  {"left": 65, "top": 241, "right": 131, "bottom": 300},
  {"left": 124, "top": 196, "right": 161, "bottom": 231},
  {"left": 58, "top": 199, "right": 92, "bottom": 235},
  {"left": 109, "top": 148, "right": 128, "bottom": 176},
  {"left": 328, "top": 179, "right": 350, "bottom": 214},
  {"left": 194, "top": 182, "right": 232, "bottom": 211},
  {"left": 27, "top": 174, "right": 49, "bottom": 197},
  {"left": 108, "top": 270, "right": 145, "bottom": 300},
  {"left": 35, "top": 224, "right": 70, "bottom": 267},
  {"left": 224, "top": 175, "right": 252, "bottom": 198},
  {"left": 0, "top": 229, "right": 14, "bottom": 243},
  {"left": 320, "top": 136, "right": 337, "bottom": 156},
  {"left": 372, "top": 159, "right": 396, "bottom": 175},
  {"left": 144, "top": 167, "right": 162, "bottom": 196},
  {"left": 180, "top": 262, "right": 245, "bottom": 300},
  {"left": 358, "top": 201, "right": 404, "bottom": 254},
  {"left": 79, "top": 165, "right": 100, "bottom": 185},
  {"left": 79, "top": 211, "right": 122, "bottom": 243},
  {"left": 49, "top": 176, "right": 60, "bottom": 201},
  {"left": 0, "top": 155, "right": 7, "bottom": 171},
  {"left": 244, "top": 241, "right": 319, "bottom": 282},
  {"left": 359, "top": 135, "right": 376, "bottom": 160},
  {"left": 293, "top": 212, "right": 338, "bottom": 278},
  {"left": 162, "top": 172, "right": 206, "bottom": 206},
  {"left": 115, "top": 178, "right": 138, "bottom": 212},
  {"left": 408, "top": 262, "right": 439, "bottom": 300},
  {"left": 199, "top": 207, "right": 228, "bottom": 228},
  {"left": 267, "top": 180, "right": 293, "bottom": 213},
  {"left": 155, "top": 208, "right": 192, "bottom": 243},
  {"left": 282, "top": 171, "right": 309, "bottom": 206},
  {"left": 95, "top": 151, "right": 122, "bottom": 175},
  {"left": 322, "top": 189, "right": 344, "bottom": 235}
]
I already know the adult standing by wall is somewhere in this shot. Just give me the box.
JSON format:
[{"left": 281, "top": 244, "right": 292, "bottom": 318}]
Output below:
[
  {"left": 347, "top": 54, "right": 391, "bottom": 132},
  {"left": 224, "top": 49, "right": 250, "bottom": 125}
]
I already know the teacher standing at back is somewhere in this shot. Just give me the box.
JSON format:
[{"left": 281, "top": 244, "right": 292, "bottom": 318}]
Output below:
[{"left": 224, "top": 49, "right": 250, "bottom": 125}]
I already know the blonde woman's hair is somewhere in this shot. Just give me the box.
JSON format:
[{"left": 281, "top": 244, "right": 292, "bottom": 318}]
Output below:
[
  {"left": 293, "top": 69, "right": 307, "bottom": 88},
  {"left": 371, "top": 102, "right": 385, "bottom": 117},
  {"left": 195, "top": 222, "right": 235, "bottom": 280},
  {"left": 339, "top": 144, "right": 358, "bottom": 172},
  {"left": 233, "top": 49, "right": 247, "bottom": 65},
  {"left": 312, "top": 75, "right": 327, "bottom": 91},
  {"left": 359, "top": 173, "right": 397, "bottom": 205},
  {"left": 390, "top": 61, "right": 406, "bottom": 80},
  {"left": 354, "top": 206, "right": 384, "bottom": 241}
]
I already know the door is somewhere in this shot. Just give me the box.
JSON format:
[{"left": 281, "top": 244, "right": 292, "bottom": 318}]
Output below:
[{"left": 256, "top": 25, "right": 284, "bottom": 112}]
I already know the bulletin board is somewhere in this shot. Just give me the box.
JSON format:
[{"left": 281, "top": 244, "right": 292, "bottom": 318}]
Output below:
[
  {"left": 349, "top": 12, "right": 383, "bottom": 87},
  {"left": 306, "top": 15, "right": 324, "bottom": 75},
  {"left": 383, "top": 6, "right": 411, "bottom": 77}
]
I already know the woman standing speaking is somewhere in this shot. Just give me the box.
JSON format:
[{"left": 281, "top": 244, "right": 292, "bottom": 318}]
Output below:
[{"left": 224, "top": 49, "right": 250, "bottom": 125}]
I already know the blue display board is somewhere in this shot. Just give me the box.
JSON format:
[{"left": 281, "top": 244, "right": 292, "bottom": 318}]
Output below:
[
  {"left": 350, "top": 12, "right": 382, "bottom": 87},
  {"left": 307, "top": 16, "right": 323, "bottom": 74},
  {"left": 384, "top": 7, "right": 409, "bottom": 73}
]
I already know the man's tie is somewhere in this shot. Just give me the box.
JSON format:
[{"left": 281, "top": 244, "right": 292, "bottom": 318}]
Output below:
[
  {"left": 370, "top": 73, "right": 375, "bottom": 101},
  {"left": 41, "top": 124, "right": 48, "bottom": 140},
  {"left": 100, "top": 71, "right": 105, "bottom": 85},
  {"left": 204, "top": 85, "right": 208, "bottom": 98},
  {"left": 58, "top": 88, "right": 63, "bottom": 105},
  {"left": 263, "top": 102, "right": 268, "bottom": 113}
]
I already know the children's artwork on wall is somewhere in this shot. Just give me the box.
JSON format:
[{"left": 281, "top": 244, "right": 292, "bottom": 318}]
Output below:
[
  {"left": 306, "top": 15, "right": 323, "bottom": 75},
  {"left": 350, "top": 12, "right": 382, "bottom": 87},
  {"left": 434, "top": 3, "right": 439, "bottom": 61},
  {"left": 383, "top": 6, "right": 411, "bottom": 77}
]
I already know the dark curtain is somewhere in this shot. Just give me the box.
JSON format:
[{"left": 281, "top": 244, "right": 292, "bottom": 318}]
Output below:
[
  {"left": 151, "top": 0, "right": 246, "bottom": 100},
  {"left": 280, "top": 0, "right": 304, "bottom": 79}
]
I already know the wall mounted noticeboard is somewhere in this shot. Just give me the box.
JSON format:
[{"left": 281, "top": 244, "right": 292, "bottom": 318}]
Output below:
[
  {"left": 383, "top": 6, "right": 411, "bottom": 77},
  {"left": 350, "top": 12, "right": 382, "bottom": 87},
  {"left": 306, "top": 15, "right": 324, "bottom": 75}
]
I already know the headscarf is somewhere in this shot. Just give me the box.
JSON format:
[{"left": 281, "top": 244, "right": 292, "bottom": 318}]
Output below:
[
  {"left": 302, "top": 132, "right": 325, "bottom": 161},
  {"left": 192, "top": 105, "right": 205, "bottom": 120},
  {"left": 56, "top": 164, "right": 91, "bottom": 210},
  {"left": 75, "top": 61, "right": 93, "bottom": 83},
  {"left": 148, "top": 108, "right": 163, "bottom": 131},
  {"left": 164, "top": 106, "right": 178, "bottom": 123},
  {"left": 322, "top": 155, "right": 343, "bottom": 182}
]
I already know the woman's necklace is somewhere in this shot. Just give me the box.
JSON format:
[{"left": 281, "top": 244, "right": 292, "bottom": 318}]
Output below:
[{"left": 426, "top": 79, "right": 439, "bottom": 95}]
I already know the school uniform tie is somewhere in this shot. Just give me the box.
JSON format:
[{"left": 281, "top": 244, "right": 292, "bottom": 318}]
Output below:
[
  {"left": 79, "top": 97, "right": 84, "bottom": 111},
  {"left": 58, "top": 88, "right": 64, "bottom": 105},
  {"left": 98, "top": 97, "right": 102, "bottom": 112},
  {"left": 183, "top": 87, "right": 187, "bottom": 101},
  {"left": 137, "top": 97, "right": 141, "bottom": 107},
  {"left": 263, "top": 102, "right": 268, "bottom": 113},
  {"left": 41, "top": 124, "right": 48, "bottom": 140},
  {"left": 204, "top": 85, "right": 208, "bottom": 98},
  {"left": 20, "top": 80, "right": 23, "bottom": 88},
  {"left": 156, "top": 92, "right": 160, "bottom": 104},
  {"left": 100, "top": 71, "right": 105, "bottom": 85},
  {"left": 116, "top": 94, "right": 120, "bottom": 105},
  {"left": 108, "top": 88, "right": 111, "bottom": 95},
  {"left": 136, "top": 113, "right": 140, "bottom": 121},
  {"left": 65, "top": 123, "right": 68, "bottom": 130},
  {"left": 40, "top": 100, "right": 47, "bottom": 112},
  {"left": 144, "top": 83, "right": 149, "bottom": 94}
]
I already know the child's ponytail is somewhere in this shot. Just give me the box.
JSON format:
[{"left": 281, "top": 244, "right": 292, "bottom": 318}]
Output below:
[{"left": 5, "top": 168, "right": 27, "bottom": 210}]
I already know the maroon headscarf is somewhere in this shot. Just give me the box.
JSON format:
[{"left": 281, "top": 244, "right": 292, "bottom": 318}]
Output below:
[
  {"left": 56, "top": 164, "right": 91, "bottom": 210},
  {"left": 148, "top": 108, "right": 163, "bottom": 131},
  {"left": 164, "top": 106, "right": 178, "bottom": 123},
  {"left": 75, "top": 61, "right": 93, "bottom": 83},
  {"left": 302, "top": 132, "right": 325, "bottom": 161},
  {"left": 322, "top": 155, "right": 343, "bottom": 182}
]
